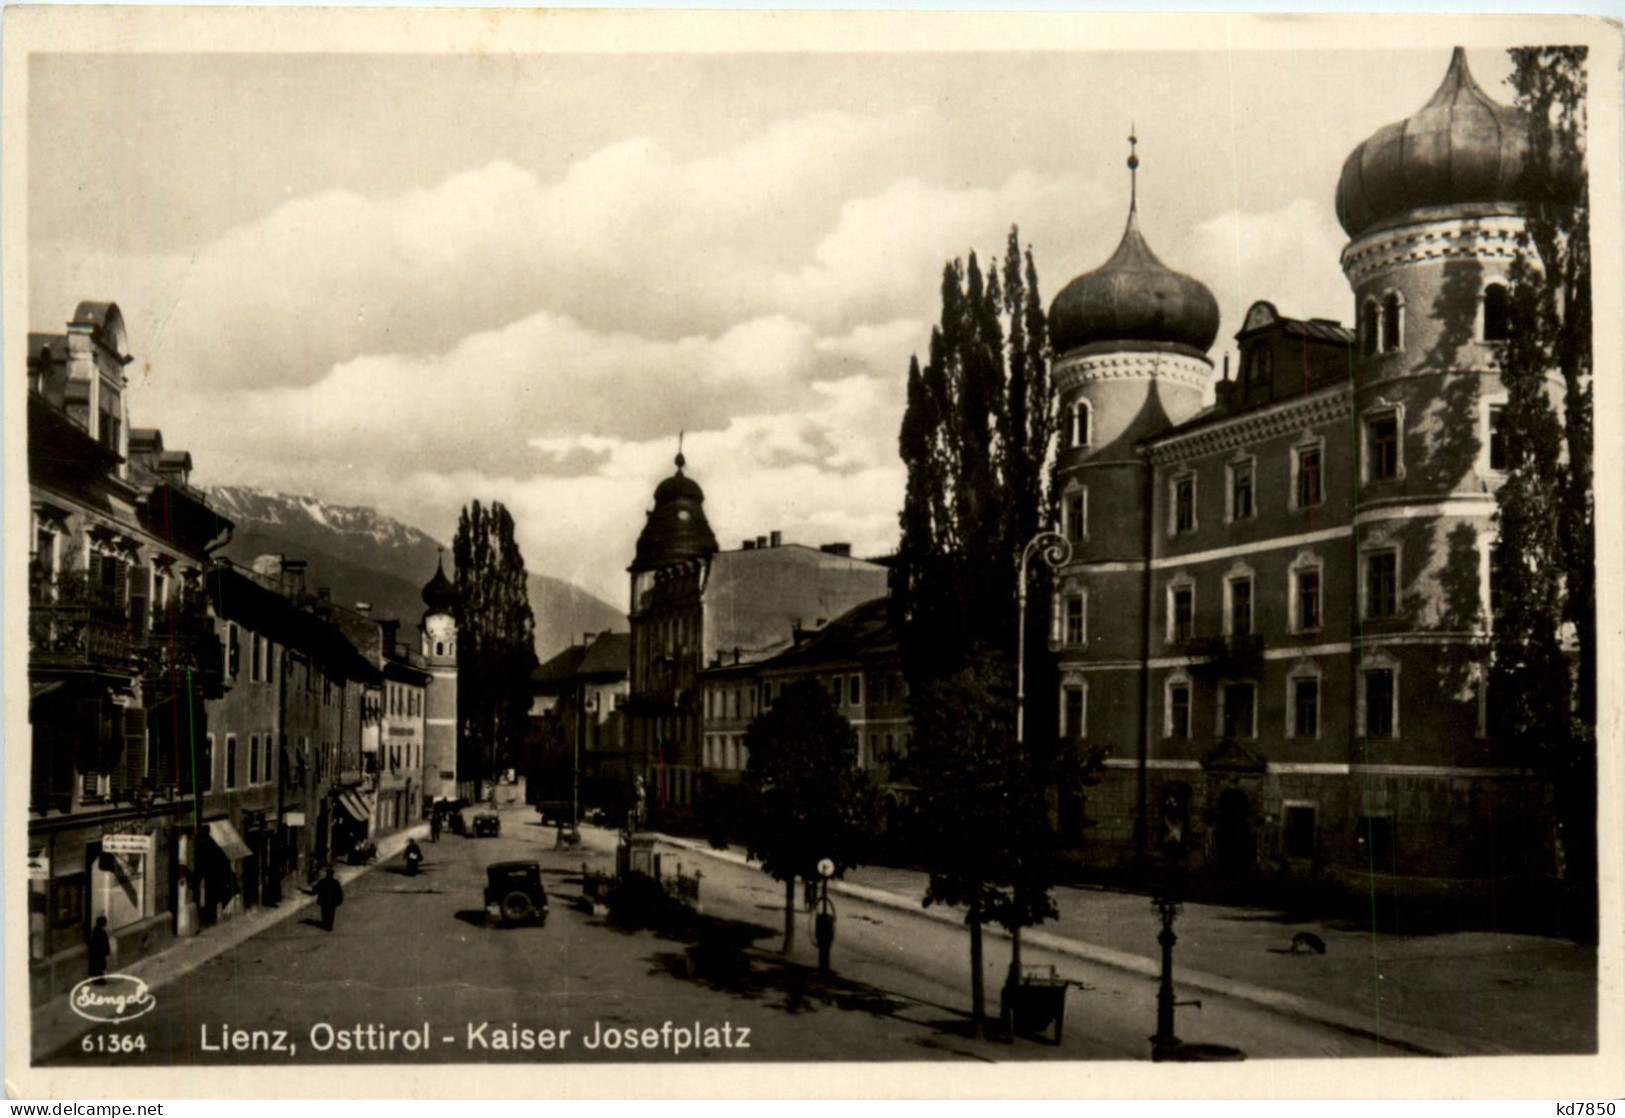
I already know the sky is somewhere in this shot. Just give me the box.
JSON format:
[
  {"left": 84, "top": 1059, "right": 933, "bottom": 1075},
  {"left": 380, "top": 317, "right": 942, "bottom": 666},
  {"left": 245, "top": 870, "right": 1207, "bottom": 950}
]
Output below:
[{"left": 27, "top": 44, "right": 1521, "bottom": 607}]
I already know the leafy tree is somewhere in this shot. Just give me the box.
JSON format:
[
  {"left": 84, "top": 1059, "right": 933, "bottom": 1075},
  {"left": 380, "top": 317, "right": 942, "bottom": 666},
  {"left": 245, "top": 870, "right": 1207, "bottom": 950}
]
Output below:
[
  {"left": 894, "top": 227, "right": 1063, "bottom": 1031},
  {"left": 740, "top": 678, "right": 874, "bottom": 953},
  {"left": 1493, "top": 46, "right": 1593, "bottom": 935},
  {"left": 453, "top": 501, "right": 539, "bottom": 801}
]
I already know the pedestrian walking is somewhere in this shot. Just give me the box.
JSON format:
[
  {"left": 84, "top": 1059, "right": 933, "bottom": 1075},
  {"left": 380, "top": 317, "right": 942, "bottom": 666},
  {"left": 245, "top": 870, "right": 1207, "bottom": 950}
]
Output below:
[
  {"left": 87, "top": 916, "right": 111, "bottom": 984},
  {"left": 314, "top": 866, "right": 344, "bottom": 931},
  {"left": 429, "top": 811, "right": 441, "bottom": 843}
]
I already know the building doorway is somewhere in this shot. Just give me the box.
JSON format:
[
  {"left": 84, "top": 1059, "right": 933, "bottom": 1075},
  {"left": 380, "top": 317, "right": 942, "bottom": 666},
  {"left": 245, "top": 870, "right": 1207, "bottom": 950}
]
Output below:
[{"left": 1214, "top": 787, "right": 1255, "bottom": 876}]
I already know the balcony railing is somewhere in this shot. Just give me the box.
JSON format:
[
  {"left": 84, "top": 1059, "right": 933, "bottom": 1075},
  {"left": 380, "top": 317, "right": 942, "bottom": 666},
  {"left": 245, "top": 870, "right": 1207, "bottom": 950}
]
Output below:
[
  {"left": 1177, "top": 634, "right": 1266, "bottom": 677},
  {"left": 29, "top": 602, "right": 135, "bottom": 672}
]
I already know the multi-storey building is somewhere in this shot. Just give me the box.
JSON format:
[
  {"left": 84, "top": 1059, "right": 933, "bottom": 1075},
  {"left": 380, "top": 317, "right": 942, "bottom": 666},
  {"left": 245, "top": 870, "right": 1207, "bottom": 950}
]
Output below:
[
  {"left": 1051, "top": 49, "right": 1572, "bottom": 898},
  {"left": 527, "top": 631, "right": 630, "bottom": 821},
  {"left": 625, "top": 452, "right": 889, "bottom": 824},
  {"left": 26, "top": 302, "right": 229, "bottom": 995},
  {"left": 698, "top": 595, "right": 913, "bottom": 827}
]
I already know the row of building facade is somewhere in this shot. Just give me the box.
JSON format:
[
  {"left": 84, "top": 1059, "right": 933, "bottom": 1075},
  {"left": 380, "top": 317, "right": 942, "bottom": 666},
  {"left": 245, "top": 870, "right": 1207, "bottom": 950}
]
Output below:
[
  {"left": 530, "top": 48, "right": 1576, "bottom": 904},
  {"left": 26, "top": 302, "right": 460, "bottom": 996}
]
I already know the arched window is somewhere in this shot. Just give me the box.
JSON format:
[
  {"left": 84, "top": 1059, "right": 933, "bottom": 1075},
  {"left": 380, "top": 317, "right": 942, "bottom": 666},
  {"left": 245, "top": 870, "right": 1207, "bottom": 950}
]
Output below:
[
  {"left": 1483, "top": 283, "right": 1510, "bottom": 342},
  {"left": 1072, "top": 399, "right": 1093, "bottom": 449},
  {"left": 1381, "top": 292, "right": 1403, "bottom": 352},
  {"left": 1361, "top": 300, "right": 1380, "bottom": 356}
]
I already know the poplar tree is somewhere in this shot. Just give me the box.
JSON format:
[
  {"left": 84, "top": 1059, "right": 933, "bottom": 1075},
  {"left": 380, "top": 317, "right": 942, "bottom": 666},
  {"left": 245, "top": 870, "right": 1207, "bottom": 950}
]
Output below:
[
  {"left": 894, "top": 227, "right": 1066, "bottom": 1032},
  {"left": 1493, "top": 46, "right": 1593, "bottom": 936},
  {"left": 453, "top": 501, "right": 539, "bottom": 800}
]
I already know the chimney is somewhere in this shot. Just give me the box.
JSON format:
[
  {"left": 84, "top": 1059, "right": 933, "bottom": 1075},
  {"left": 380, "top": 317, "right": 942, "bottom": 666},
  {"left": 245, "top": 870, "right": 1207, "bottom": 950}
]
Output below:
[
  {"left": 819, "top": 542, "right": 852, "bottom": 557},
  {"left": 770, "top": 530, "right": 782, "bottom": 548},
  {"left": 756, "top": 536, "right": 768, "bottom": 549},
  {"left": 743, "top": 539, "right": 756, "bottom": 550},
  {"left": 282, "top": 558, "right": 308, "bottom": 601}
]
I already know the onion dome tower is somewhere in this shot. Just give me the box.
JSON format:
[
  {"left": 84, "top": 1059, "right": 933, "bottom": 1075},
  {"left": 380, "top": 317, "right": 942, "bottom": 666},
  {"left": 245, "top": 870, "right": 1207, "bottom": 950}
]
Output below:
[
  {"left": 1335, "top": 48, "right": 1562, "bottom": 771},
  {"left": 629, "top": 448, "right": 719, "bottom": 575},
  {"left": 1047, "top": 133, "right": 1220, "bottom": 748},
  {"left": 421, "top": 552, "right": 457, "bottom": 613},
  {"left": 419, "top": 549, "right": 459, "bottom": 800}
]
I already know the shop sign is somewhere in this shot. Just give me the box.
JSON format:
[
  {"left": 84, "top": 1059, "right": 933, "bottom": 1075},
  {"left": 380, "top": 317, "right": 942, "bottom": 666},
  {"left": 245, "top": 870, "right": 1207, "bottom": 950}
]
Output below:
[{"left": 100, "top": 834, "right": 151, "bottom": 856}]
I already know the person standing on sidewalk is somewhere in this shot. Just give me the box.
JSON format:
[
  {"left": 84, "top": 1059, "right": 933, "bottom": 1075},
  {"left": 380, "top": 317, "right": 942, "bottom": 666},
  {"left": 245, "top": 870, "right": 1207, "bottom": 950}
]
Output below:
[
  {"left": 87, "top": 916, "right": 111, "bottom": 984},
  {"left": 314, "top": 866, "right": 344, "bottom": 931}
]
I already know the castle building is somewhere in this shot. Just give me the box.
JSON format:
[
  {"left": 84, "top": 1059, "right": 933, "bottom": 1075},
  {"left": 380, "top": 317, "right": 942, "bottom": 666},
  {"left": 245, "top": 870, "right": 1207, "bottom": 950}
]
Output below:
[
  {"left": 1055, "top": 49, "right": 1569, "bottom": 896},
  {"left": 625, "top": 453, "right": 889, "bottom": 824},
  {"left": 419, "top": 555, "right": 461, "bottom": 802}
]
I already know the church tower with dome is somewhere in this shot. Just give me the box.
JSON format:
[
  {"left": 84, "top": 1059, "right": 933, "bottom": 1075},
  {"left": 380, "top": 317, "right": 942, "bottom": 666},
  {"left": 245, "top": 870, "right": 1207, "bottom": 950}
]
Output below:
[
  {"left": 419, "top": 552, "right": 461, "bottom": 802},
  {"left": 1054, "top": 50, "right": 1569, "bottom": 901}
]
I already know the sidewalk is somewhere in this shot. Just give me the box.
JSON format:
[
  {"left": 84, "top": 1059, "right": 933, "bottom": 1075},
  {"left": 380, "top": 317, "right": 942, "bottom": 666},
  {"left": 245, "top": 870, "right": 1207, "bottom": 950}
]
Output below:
[
  {"left": 29, "top": 823, "right": 429, "bottom": 1061},
  {"left": 644, "top": 831, "right": 1595, "bottom": 1057}
]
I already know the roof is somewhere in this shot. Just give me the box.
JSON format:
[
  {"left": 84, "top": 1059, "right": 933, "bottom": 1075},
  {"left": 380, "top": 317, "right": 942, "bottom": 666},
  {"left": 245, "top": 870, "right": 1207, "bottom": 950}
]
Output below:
[
  {"left": 206, "top": 563, "right": 380, "bottom": 684},
  {"left": 756, "top": 597, "right": 897, "bottom": 672},
  {"left": 577, "top": 632, "right": 630, "bottom": 678},
  {"left": 532, "top": 643, "right": 586, "bottom": 689},
  {"left": 703, "top": 545, "right": 891, "bottom": 666},
  {"left": 630, "top": 455, "right": 719, "bottom": 573}
]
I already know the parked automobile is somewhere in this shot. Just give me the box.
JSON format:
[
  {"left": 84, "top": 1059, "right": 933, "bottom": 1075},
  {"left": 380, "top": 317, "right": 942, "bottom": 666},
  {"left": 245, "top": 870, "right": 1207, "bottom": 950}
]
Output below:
[
  {"left": 484, "top": 861, "right": 548, "bottom": 924},
  {"left": 472, "top": 812, "right": 501, "bottom": 837}
]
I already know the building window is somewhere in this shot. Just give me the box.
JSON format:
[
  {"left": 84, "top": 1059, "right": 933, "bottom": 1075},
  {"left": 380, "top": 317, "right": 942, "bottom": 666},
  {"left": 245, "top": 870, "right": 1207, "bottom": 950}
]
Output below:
[
  {"left": 1483, "top": 282, "right": 1511, "bottom": 342},
  {"left": 1356, "top": 814, "right": 1396, "bottom": 871},
  {"left": 1292, "top": 675, "right": 1320, "bottom": 738},
  {"left": 1488, "top": 552, "right": 1502, "bottom": 619},
  {"left": 1244, "top": 346, "right": 1273, "bottom": 398},
  {"left": 1065, "top": 593, "right": 1086, "bottom": 647},
  {"left": 1167, "top": 680, "right": 1191, "bottom": 740},
  {"left": 1361, "top": 299, "right": 1380, "bottom": 356},
  {"left": 1226, "top": 575, "right": 1253, "bottom": 638},
  {"left": 1064, "top": 487, "right": 1087, "bottom": 543},
  {"left": 225, "top": 734, "right": 239, "bottom": 790},
  {"left": 1381, "top": 291, "right": 1404, "bottom": 352},
  {"left": 227, "top": 623, "right": 241, "bottom": 679},
  {"left": 1293, "top": 564, "right": 1322, "bottom": 632},
  {"left": 1061, "top": 681, "right": 1086, "bottom": 739},
  {"left": 1172, "top": 475, "right": 1196, "bottom": 534},
  {"left": 1228, "top": 458, "right": 1255, "bottom": 522},
  {"left": 1072, "top": 399, "right": 1093, "bottom": 449},
  {"left": 1282, "top": 804, "right": 1317, "bottom": 860},
  {"left": 1293, "top": 443, "right": 1324, "bottom": 509},
  {"left": 1365, "top": 549, "right": 1398, "bottom": 619},
  {"left": 198, "top": 734, "right": 214, "bottom": 793},
  {"left": 1364, "top": 667, "right": 1396, "bottom": 739},
  {"left": 1487, "top": 404, "right": 1507, "bottom": 472},
  {"left": 1169, "top": 583, "right": 1194, "bottom": 644},
  {"left": 249, "top": 734, "right": 259, "bottom": 784},
  {"left": 849, "top": 674, "right": 862, "bottom": 706},
  {"left": 1221, "top": 682, "right": 1256, "bottom": 739},
  {"left": 1366, "top": 412, "right": 1400, "bottom": 482}
]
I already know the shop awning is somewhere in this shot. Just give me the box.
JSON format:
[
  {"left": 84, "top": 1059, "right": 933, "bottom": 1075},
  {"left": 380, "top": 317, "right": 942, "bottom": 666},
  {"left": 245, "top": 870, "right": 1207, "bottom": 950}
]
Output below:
[
  {"left": 206, "top": 818, "right": 252, "bottom": 861},
  {"left": 336, "top": 791, "right": 372, "bottom": 824}
]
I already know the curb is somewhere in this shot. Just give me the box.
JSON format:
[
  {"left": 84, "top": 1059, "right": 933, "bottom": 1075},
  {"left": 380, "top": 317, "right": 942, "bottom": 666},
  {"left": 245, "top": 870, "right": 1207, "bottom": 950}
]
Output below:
[
  {"left": 643, "top": 831, "right": 1506, "bottom": 1058},
  {"left": 31, "top": 823, "right": 430, "bottom": 1061}
]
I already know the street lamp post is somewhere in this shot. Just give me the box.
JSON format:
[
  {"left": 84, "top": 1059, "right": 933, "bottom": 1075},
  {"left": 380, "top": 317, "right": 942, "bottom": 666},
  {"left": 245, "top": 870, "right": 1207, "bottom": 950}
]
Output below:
[{"left": 1003, "top": 529, "right": 1073, "bottom": 1035}]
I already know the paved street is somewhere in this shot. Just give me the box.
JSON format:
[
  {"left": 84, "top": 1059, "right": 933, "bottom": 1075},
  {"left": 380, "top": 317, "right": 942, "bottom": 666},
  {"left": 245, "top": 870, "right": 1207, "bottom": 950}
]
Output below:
[{"left": 40, "top": 808, "right": 1417, "bottom": 1066}]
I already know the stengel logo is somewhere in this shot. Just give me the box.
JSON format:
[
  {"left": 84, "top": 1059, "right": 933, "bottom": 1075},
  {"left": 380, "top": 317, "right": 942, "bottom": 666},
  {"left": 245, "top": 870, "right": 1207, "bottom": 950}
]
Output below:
[{"left": 68, "top": 974, "right": 156, "bottom": 1023}]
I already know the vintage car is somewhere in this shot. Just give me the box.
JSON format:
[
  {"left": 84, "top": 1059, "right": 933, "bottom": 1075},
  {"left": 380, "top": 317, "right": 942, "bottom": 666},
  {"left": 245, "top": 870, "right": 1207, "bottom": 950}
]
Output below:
[
  {"left": 472, "top": 812, "right": 501, "bottom": 837},
  {"left": 484, "top": 861, "right": 548, "bottom": 924}
]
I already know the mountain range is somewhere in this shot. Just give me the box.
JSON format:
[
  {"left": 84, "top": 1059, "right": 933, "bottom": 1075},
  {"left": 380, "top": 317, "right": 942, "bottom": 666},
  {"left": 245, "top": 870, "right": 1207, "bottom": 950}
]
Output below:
[{"left": 205, "top": 486, "right": 624, "bottom": 659}]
